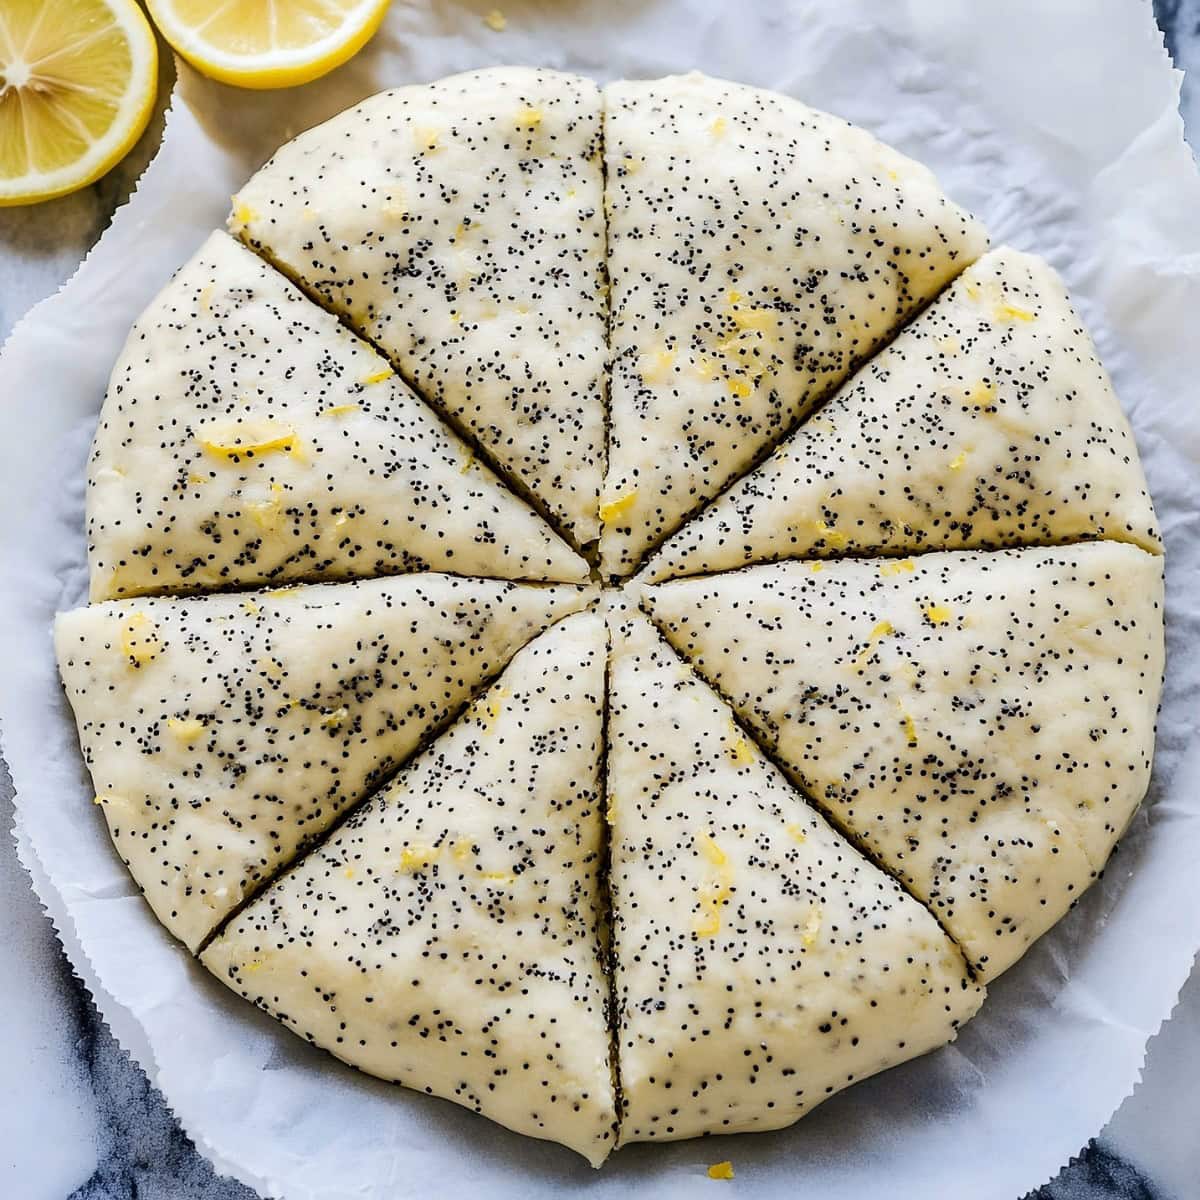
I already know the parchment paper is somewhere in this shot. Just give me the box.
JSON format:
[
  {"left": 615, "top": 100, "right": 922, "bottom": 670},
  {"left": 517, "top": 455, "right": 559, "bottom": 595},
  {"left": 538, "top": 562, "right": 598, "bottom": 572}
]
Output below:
[{"left": 3, "top": 2, "right": 1199, "bottom": 1197}]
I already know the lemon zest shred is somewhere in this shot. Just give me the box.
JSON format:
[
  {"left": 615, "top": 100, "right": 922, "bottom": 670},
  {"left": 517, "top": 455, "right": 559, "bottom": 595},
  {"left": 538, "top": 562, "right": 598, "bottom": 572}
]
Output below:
[
  {"left": 230, "top": 198, "right": 258, "bottom": 229},
  {"left": 599, "top": 488, "right": 638, "bottom": 524},
  {"left": 996, "top": 302, "right": 1035, "bottom": 322},
  {"left": 166, "top": 717, "right": 205, "bottom": 745},
  {"left": 802, "top": 905, "right": 823, "bottom": 947},
  {"left": 707, "top": 1162, "right": 735, "bottom": 1181},
  {"left": 399, "top": 845, "right": 440, "bottom": 873},
  {"left": 640, "top": 346, "right": 677, "bottom": 385},
  {"left": 695, "top": 831, "right": 734, "bottom": 937}
]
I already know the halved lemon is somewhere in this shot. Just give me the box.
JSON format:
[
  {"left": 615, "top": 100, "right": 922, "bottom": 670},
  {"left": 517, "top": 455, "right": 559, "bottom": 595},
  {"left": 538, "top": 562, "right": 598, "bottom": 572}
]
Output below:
[
  {"left": 145, "top": 0, "right": 391, "bottom": 90},
  {"left": 0, "top": 0, "right": 158, "bottom": 207}
]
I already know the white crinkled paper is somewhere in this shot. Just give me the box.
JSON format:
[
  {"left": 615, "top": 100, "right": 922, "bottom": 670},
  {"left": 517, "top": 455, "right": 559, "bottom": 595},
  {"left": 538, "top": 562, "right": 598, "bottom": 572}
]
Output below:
[{"left": 3, "top": 1, "right": 1200, "bottom": 1197}]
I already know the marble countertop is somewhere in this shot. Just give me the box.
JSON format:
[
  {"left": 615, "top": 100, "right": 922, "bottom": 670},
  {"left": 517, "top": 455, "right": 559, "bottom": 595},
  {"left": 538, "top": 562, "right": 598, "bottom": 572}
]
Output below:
[{"left": 3, "top": 5, "right": 1199, "bottom": 1198}]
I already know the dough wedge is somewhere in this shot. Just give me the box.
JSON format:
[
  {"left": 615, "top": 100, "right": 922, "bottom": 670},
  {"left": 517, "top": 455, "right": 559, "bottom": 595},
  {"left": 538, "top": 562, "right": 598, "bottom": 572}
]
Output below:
[
  {"left": 606, "top": 602, "right": 982, "bottom": 1143},
  {"left": 202, "top": 611, "right": 616, "bottom": 1165},
  {"left": 641, "top": 543, "right": 1165, "bottom": 979},
  {"left": 56, "top": 576, "right": 593, "bottom": 950},
  {"left": 88, "top": 231, "right": 587, "bottom": 601},
  {"left": 601, "top": 73, "right": 987, "bottom": 578},
  {"left": 644, "top": 248, "right": 1160, "bottom": 582},
  {"left": 230, "top": 68, "right": 608, "bottom": 548}
]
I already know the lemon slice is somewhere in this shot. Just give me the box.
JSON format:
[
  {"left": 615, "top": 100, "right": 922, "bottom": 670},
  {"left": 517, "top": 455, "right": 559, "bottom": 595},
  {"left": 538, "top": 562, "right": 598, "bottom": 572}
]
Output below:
[
  {"left": 146, "top": 0, "right": 391, "bottom": 90},
  {"left": 0, "top": 0, "right": 158, "bottom": 207}
]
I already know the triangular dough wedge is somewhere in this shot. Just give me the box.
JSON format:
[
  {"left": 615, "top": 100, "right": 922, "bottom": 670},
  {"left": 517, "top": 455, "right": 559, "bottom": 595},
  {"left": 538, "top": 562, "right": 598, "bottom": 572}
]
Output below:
[
  {"left": 644, "top": 248, "right": 1160, "bottom": 582},
  {"left": 230, "top": 68, "right": 607, "bottom": 547},
  {"left": 606, "top": 603, "right": 982, "bottom": 1144},
  {"left": 600, "top": 73, "right": 988, "bottom": 578},
  {"left": 202, "top": 611, "right": 616, "bottom": 1165},
  {"left": 641, "top": 542, "right": 1165, "bottom": 979},
  {"left": 55, "top": 576, "right": 592, "bottom": 951},
  {"left": 88, "top": 231, "right": 587, "bottom": 602}
]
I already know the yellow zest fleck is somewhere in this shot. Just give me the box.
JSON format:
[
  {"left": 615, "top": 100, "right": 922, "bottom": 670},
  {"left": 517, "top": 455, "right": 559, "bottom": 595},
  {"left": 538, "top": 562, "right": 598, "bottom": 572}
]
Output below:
[
  {"left": 727, "top": 722, "right": 753, "bottom": 765},
  {"left": 319, "top": 706, "right": 348, "bottom": 728},
  {"left": 450, "top": 310, "right": 462, "bottom": 325},
  {"left": 880, "top": 559, "right": 915, "bottom": 577},
  {"left": 230, "top": 198, "right": 258, "bottom": 230},
  {"left": 965, "top": 280, "right": 982, "bottom": 302},
  {"left": 266, "top": 587, "right": 301, "bottom": 602},
  {"left": 853, "top": 620, "right": 894, "bottom": 669},
  {"left": 886, "top": 167, "right": 899, "bottom": 181},
  {"left": 166, "top": 717, "right": 204, "bottom": 745},
  {"left": 809, "top": 561, "right": 823, "bottom": 574},
  {"left": 321, "top": 404, "right": 361, "bottom": 418},
  {"left": 92, "top": 793, "right": 119, "bottom": 807},
  {"left": 802, "top": 905, "right": 823, "bottom": 947},
  {"left": 198, "top": 421, "right": 304, "bottom": 464},
  {"left": 707, "top": 1162, "right": 735, "bottom": 1181},
  {"left": 481, "top": 870, "right": 517, "bottom": 885},
  {"left": 695, "top": 831, "right": 734, "bottom": 937},
  {"left": 515, "top": 106, "right": 543, "bottom": 128},
  {"left": 898, "top": 701, "right": 919, "bottom": 747},
  {"left": 400, "top": 844, "right": 440, "bottom": 873},
  {"left": 996, "top": 302, "right": 1035, "bottom": 322},
  {"left": 599, "top": 487, "right": 638, "bottom": 524},
  {"left": 565, "top": 187, "right": 576, "bottom": 199},
  {"left": 697, "top": 831, "right": 727, "bottom": 867},
  {"left": 343, "top": 867, "right": 355, "bottom": 879},
  {"left": 639, "top": 346, "right": 677, "bottom": 386},
  {"left": 413, "top": 126, "right": 441, "bottom": 154},
  {"left": 924, "top": 604, "right": 953, "bottom": 625},
  {"left": 966, "top": 381, "right": 995, "bottom": 406},
  {"left": 459, "top": 448, "right": 475, "bottom": 475},
  {"left": 120, "top": 613, "right": 160, "bottom": 668},
  {"left": 785, "top": 823, "right": 808, "bottom": 844},
  {"left": 814, "top": 520, "right": 849, "bottom": 549},
  {"left": 481, "top": 687, "right": 510, "bottom": 731},
  {"left": 727, "top": 304, "right": 775, "bottom": 335},
  {"left": 452, "top": 838, "right": 473, "bottom": 864},
  {"left": 727, "top": 290, "right": 742, "bottom": 305},
  {"left": 710, "top": 117, "right": 727, "bottom": 139},
  {"left": 242, "top": 959, "right": 265, "bottom": 973},
  {"left": 187, "top": 473, "right": 209, "bottom": 486},
  {"left": 483, "top": 8, "right": 506, "bottom": 30},
  {"left": 244, "top": 482, "right": 285, "bottom": 533},
  {"left": 726, "top": 377, "right": 753, "bottom": 399},
  {"left": 241, "top": 599, "right": 260, "bottom": 617},
  {"left": 361, "top": 368, "right": 392, "bottom": 385},
  {"left": 949, "top": 449, "right": 969, "bottom": 471}
]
